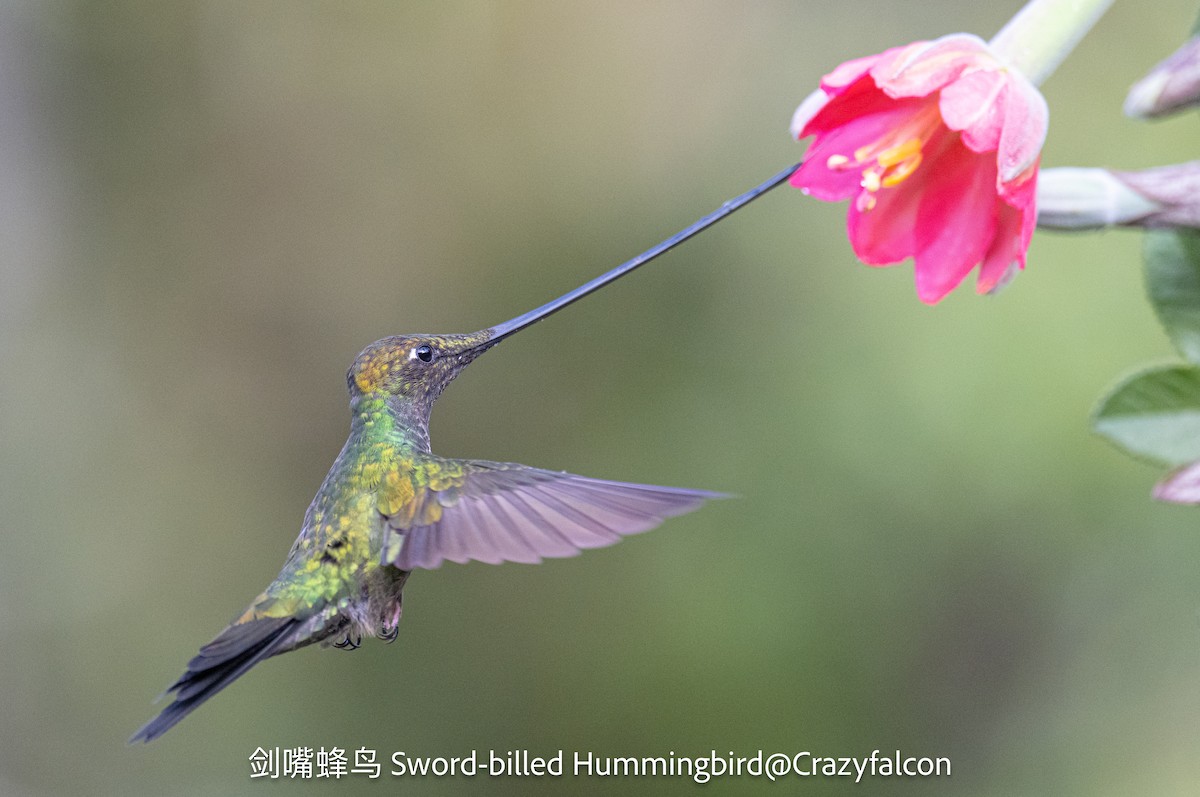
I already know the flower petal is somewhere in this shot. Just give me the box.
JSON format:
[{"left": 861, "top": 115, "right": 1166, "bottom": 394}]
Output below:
[
  {"left": 1154, "top": 460, "right": 1200, "bottom": 504},
  {"left": 820, "top": 51, "right": 889, "bottom": 93},
  {"left": 1003, "top": 162, "right": 1041, "bottom": 286},
  {"left": 976, "top": 201, "right": 1024, "bottom": 294},
  {"left": 792, "top": 93, "right": 929, "bottom": 201},
  {"left": 996, "top": 75, "right": 1048, "bottom": 185},
  {"left": 847, "top": 179, "right": 921, "bottom": 265},
  {"left": 939, "top": 69, "right": 1007, "bottom": 153},
  {"left": 999, "top": 155, "right": 1038, "bottom": 211},
  {"left": 790, "top": 88, "right": 831, "bottom": 140},
  {"left": 790, "top": 155, "right": 861, "bottom": 201},
  {"left": 871, "top": 33, "right": 993, "bottom": 99},
  {"left": 797, "top": 74, "right": 906, "bottom": 138},
  {"left": 912, "top": 144, "right": 1000, "bottom": 303}
]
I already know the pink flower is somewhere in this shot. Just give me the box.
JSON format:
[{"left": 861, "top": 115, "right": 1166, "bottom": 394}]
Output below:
[
  {"left": 1153, "top": 461, "right": 1200, "bottom": 504},
  {"left": 791, "top": 34, "right": 1048, "bottom": 304}
]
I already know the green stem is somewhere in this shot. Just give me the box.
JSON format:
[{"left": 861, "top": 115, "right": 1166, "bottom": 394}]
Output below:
[{"left": 989, "top": 0, "right": 1116, "bottom": 85}]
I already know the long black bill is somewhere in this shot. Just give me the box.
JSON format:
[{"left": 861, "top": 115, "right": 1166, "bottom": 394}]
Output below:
[{"left": 481, "top": 162, "right": 801, "bottom": 346}]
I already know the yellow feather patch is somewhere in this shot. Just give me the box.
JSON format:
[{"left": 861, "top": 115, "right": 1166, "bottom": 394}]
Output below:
[{"left": 377, "top": 471, "right": 416, "bottom": 516}]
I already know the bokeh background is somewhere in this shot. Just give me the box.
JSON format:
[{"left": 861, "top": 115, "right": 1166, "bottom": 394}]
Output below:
[{"left": 2, "top": 1, "right": 1198, "bottom": 794}]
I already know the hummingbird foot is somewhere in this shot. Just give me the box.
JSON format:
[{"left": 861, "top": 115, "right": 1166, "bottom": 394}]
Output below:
[
  {"left": 332, "top": 633, "right": 362, "bottom": 651},
  {"left": 378, "top": 601, "right": 403, "bottom": 644}
]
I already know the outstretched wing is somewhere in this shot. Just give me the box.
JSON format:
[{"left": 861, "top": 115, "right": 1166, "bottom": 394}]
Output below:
[{"left": 381, "top": 460, "right": 722, "bottom": 570}]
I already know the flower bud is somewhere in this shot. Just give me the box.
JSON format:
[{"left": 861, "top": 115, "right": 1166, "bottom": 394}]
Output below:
[
  {"left": 1036, "top": 167, "right": 1160, "bottom": 229},
  {"left": 1154, "top": 461, "right": 1200, "bottom": 504},
  {"left": 1124, "top": 35, "right": 1200, "bottom": 118},
  {"left": 1036, "top": 163, "right": 1200, "bottom": 230}
]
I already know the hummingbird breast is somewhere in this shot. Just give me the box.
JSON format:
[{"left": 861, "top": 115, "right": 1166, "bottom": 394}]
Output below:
[{"left": 266, "top": 401, "right": 420, "bottom": 641}]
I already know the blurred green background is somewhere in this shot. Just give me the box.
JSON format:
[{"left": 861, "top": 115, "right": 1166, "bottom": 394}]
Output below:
[{"left": 2, "top": 1, "right": 1198, "bottom": 794}]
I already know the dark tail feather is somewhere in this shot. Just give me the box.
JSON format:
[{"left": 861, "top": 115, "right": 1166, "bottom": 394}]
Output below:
[{"left": 130, "top": 617, "right": 300, "bottom": 743}]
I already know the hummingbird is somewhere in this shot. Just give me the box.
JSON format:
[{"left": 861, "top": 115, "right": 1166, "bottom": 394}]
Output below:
[{"left": 130, "top": 163, "right": 798, "bottom": 743}]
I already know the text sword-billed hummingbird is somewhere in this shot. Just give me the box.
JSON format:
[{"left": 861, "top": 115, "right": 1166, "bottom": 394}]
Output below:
[{"left": 130, "top": 163, "right": 799, "bottom": 743}]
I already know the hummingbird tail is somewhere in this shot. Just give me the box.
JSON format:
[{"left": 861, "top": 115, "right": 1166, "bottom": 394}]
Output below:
[{"left": 130, "top": 616, "right": 301, "bottom": 743}]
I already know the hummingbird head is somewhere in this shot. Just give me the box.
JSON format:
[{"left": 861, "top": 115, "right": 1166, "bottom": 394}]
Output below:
[
  {"left": 347, "top": 332, "right": 496, "bottom": 406},
  {"left": 338, "top": 163, "right": 797, "bottom": 421}
]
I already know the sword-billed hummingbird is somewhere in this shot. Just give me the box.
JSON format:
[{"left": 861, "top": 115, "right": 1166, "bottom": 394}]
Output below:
[{"left": 131, "top": 164, "right": 797, "bottom": 742}]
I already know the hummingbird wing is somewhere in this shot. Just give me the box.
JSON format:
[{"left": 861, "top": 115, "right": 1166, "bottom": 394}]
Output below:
[{"left": 381, "top": 461, "right": 722, "bottom": 569}]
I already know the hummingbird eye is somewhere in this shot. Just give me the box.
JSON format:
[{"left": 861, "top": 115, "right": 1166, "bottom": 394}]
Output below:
[{"left": 413, "top": 344, "right": 434, "bottom": 363}]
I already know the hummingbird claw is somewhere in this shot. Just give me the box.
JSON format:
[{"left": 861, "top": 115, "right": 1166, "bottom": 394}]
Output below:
[
  {"left": 380, "top": 622, "right": 399, "bottom": 643},
  {"left": 332, "top": 633, "right": 362, "bottom": 651}
]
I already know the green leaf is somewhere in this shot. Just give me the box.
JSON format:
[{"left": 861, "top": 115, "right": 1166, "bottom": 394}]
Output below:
[
  {"left": 1093, "top": 365, "right": 1200, "bottom": 466},
  {"left": 1145, "top": 230, "right": 1200, "bottom": 364}
]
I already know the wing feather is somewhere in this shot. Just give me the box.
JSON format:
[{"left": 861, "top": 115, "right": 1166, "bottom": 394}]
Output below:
[
  {"left": 382, "top": 461, "right": 722, "bottom": 570},
  {"left": 490, "top": 491, "right": 578, "bottom": 561},
  {"left": 526, "top": 486, "right": 624, "bottom": 547},
  {"left": 477, "top": 494, "right": 543, "bottom": 564}
]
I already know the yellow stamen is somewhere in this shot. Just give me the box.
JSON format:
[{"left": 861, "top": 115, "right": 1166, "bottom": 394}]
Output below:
[
  {"left": 881, "top": 153, "right": 923, "bottom": 187},
  {"left": 877, "top": 138, "right": 922, "bottom": 169},
  {"left": 825, "top": 103, "right": 942, "bottom": 213}
]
